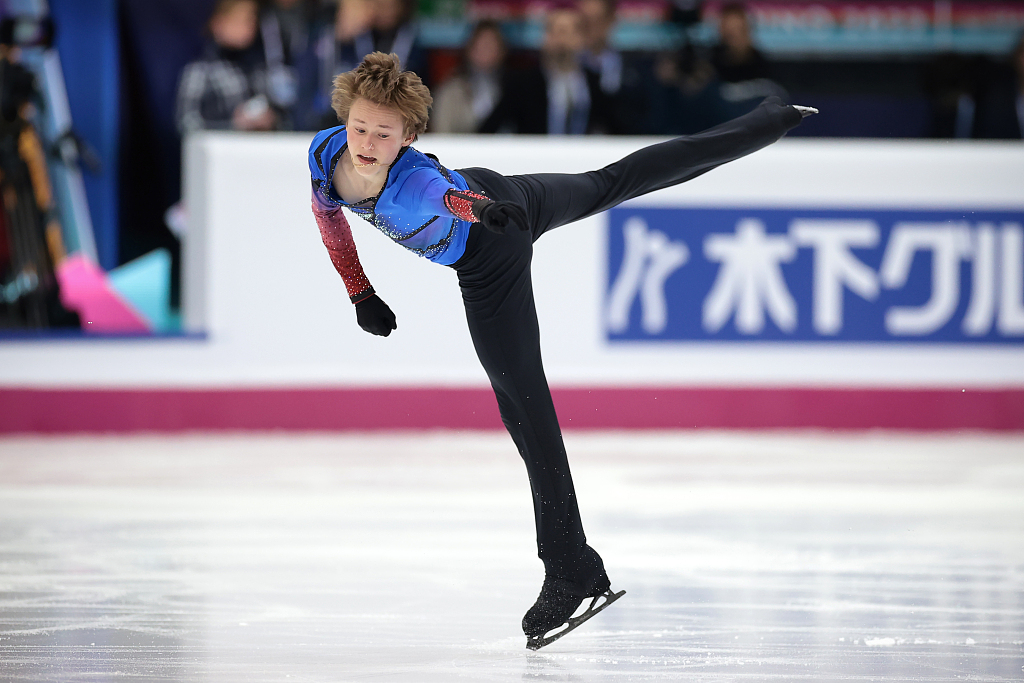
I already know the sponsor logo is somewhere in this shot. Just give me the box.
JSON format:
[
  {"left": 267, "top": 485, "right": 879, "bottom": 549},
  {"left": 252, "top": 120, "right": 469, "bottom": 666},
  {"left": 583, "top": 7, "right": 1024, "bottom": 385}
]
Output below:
[{"left": 605, "top": 207, "right": 1024, "bottom": 342}]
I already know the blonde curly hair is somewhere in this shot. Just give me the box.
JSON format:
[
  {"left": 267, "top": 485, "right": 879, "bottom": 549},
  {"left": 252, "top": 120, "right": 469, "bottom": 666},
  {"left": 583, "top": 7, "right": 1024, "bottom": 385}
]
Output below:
[{"left": 331, "top": 52, "right": 432, "bottom": 139}]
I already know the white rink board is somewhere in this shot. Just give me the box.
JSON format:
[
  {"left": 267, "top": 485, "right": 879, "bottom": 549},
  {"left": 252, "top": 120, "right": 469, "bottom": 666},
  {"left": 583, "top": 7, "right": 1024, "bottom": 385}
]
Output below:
[{"left": 1, "top": 134, "right": 1023, "bottom": 388}]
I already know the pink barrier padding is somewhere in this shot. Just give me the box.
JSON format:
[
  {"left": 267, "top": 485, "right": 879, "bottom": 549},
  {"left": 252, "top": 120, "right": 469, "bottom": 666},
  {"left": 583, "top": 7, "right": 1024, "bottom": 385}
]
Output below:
[
  {"left": 56, "top": 255, "right": 151, "bottom": 333},
  {"left": 1, "top": 387, "right": 1023, "bottom": 433}
]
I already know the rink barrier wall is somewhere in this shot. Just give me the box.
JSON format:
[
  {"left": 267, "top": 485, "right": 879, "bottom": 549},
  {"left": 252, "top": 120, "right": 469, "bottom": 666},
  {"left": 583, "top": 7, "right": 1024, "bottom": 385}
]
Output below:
[
  {"left": 2, "top": 135, "right": 1023, "bottom": 432},
  {"left": 2, "top": 387, "right": 1022, "bottom": 433}
]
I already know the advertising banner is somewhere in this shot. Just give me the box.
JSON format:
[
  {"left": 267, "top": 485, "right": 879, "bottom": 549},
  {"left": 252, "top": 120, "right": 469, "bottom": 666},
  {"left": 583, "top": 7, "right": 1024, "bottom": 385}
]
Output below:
[{"left": 607, "top": 207, "right": 1024, "bottom": 343}]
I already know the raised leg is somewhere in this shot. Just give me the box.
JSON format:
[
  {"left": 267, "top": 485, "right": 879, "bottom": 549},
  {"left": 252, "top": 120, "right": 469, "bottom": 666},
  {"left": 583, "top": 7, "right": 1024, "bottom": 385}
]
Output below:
[{"left": 460, "top": 97, "right": 802, "bottom": 240}]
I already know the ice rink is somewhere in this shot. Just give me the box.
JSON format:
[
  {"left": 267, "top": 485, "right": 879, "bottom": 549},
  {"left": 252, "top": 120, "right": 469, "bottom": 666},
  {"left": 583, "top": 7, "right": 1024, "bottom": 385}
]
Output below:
[{"left": 1, "top": 431, "right": 1022, "bottom": 682}]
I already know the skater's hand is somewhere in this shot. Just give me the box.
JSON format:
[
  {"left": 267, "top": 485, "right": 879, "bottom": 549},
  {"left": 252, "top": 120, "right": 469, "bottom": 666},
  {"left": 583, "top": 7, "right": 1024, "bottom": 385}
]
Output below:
[
  {"left": 473, "top": 199, "right": 529, "bottom": 235},
  {"left": 355, "top": 294, "right": 397, "bottom": 337}
]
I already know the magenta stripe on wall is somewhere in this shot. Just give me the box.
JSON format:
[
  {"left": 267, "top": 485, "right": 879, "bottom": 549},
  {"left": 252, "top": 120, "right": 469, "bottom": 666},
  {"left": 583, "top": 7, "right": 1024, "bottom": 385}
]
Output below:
[{"left": 1, "top": 387, "right": 1022, "bottom": 432}]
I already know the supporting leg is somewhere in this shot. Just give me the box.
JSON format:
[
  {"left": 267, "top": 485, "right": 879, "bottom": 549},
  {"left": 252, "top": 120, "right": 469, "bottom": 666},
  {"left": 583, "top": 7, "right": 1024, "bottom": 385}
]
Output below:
[{"left": 456, "top": 227, "right": 588, "bottom": 573}]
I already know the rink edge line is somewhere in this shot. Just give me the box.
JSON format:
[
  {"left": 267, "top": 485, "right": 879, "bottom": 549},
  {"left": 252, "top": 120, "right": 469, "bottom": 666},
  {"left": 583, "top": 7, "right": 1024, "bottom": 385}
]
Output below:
[{"left": 1, "top": 387, "right": 1022, "bottom": 432}]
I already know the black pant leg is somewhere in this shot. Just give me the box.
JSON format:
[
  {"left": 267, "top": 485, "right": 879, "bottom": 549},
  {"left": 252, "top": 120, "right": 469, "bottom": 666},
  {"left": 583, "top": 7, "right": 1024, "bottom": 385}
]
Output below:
[
  {"left": 453, "top": 220, "right": 590, "bottom": 578},
  {"left": 465, "top": 98, "right": 800, "bottom": 239},
  {"left": 449, "top": 101, "right": 798, "bottom": 580}
]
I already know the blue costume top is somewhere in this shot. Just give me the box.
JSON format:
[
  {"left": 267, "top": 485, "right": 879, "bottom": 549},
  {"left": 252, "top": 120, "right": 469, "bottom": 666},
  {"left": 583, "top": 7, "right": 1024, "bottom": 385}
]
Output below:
[{"left": 308, "top": 125, "right": 473, "bottom": 265}]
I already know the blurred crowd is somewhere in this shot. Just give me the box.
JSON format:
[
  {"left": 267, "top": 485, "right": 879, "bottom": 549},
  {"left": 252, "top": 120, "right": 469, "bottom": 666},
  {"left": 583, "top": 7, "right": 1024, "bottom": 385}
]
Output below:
[
  {"left": 923, "top": 41, "right": 1024, "bottom": 139},
  {"left": 177, "top": 0, "right": 1024, "bottom": 139}
]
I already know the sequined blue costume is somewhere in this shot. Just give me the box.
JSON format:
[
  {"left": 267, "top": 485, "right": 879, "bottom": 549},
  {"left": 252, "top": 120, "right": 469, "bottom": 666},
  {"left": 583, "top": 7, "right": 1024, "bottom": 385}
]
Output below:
[{"left": 308, "top": 125, "right": 473, "bottom": 265}]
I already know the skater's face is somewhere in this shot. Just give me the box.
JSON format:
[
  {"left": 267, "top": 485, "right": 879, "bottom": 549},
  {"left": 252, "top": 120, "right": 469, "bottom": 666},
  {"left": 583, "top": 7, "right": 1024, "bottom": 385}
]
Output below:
[{"left": 346, "top": 98, "right": 415, "bottom": 179}]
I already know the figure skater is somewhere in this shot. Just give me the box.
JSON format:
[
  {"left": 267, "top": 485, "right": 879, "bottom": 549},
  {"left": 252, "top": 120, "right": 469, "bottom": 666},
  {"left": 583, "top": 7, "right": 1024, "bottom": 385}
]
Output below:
[{"left": 308, "top": 51, "right": 815, "bottom": 649}]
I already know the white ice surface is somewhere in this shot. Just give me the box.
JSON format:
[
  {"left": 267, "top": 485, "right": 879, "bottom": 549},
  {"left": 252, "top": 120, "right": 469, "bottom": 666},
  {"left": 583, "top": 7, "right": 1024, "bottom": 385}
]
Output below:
[{"left": 1, "top": 431, "right": 1022, "bottom": 682}]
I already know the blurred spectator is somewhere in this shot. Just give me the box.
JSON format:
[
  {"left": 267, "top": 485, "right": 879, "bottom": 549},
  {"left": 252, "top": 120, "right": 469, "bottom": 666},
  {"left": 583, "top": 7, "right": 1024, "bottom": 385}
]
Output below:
[
  {"left": 480, "top": 6, "right": 622, "bottom": 134},
  {"left": 974, "top": 33, "right": 1024, "bottom": 139},
  {"left": 648, "top": 37, "right": 719, "bottom": 134},
  {"left": 577, "top": 0, "right": 620, "bottom": 95},
  {"left": 359, "top": 0, "right": 426, "bottom": 75},
  {"left": 577, "top": 0, "right": 650, "bottom": 133},
  {"left": 710, "top": 2, "right": 768, "bottom": 83},
  {"left": 176, "top": 0, "right": 279, "bottom": 133},
  {"left": 261, "top": 0, "right": 315, "bottom": 64},
  {"left": 923, "top": 53, "right": 980, "bottom": 138},
  {"left": 668, "top": 0, "right": 703, "bottom": 27},
  {"left": 259, "top": 0, "right": 318, "bottom": 119},
  {"left": 302, "top": 0, "right": 427, "bottom": 129},
  {"left": 649, "top": 0, "right": 786, "bottom": 137},
  {"left": 709, "top": 3, "right": 785, "bottom": 121},
  {"left": 300, "top": 0, "right": 371, "bottom": 129},
  {"left": 654, "top": 41, "right": 712, "bottom": 94},
  {"left": 430, "top": 20, "right": 507, "bottom": 133}
]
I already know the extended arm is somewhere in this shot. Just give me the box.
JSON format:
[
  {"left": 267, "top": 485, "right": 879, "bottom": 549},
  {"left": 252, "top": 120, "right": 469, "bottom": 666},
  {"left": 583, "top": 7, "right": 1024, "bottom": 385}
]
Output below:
[{"left": 311, "top": 190, "right": 396, "bottom": 336}]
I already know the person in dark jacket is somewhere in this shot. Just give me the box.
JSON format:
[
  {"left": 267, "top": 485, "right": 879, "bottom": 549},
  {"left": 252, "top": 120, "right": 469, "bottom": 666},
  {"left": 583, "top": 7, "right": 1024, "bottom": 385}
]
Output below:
[
  {"left": 299, "top": 0, "right": 427, "bottom": 130},
  {"left": 176, "top": 0, "right": 278, "bottom": 133},
  {"left": 479, "top": 6, "right": 622, "bottom": 134},
  {"left": 257, "top": 0, "right": 318, "bottom": 122},
  {"left": 975, "top": 33, "right": 1024, "bottom": 139},
  {"left": 710, "top": 1, "right": 769, "bottom": 83}
]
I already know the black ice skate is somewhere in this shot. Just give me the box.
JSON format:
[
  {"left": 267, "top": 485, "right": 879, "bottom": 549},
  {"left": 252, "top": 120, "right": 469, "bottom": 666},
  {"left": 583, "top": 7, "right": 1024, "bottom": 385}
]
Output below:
[{"left": 522, "top": 572, "right": 625, "bottom": 650}]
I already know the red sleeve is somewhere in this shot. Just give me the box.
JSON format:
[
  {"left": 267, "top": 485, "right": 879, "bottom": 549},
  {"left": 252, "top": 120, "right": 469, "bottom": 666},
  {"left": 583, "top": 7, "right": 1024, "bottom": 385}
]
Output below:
[
  {"left": 311, "top": 189, "right": 374, "bottom": 303},
  {"left": 442, "top": 188, "right": 489, "bottom": 223}
]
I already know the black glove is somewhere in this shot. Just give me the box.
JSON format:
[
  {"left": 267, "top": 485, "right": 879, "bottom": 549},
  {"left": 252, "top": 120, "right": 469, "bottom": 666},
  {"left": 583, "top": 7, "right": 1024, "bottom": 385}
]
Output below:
[
  {"left": 355, "top": 294, "right": 397, "bottom": 337},
  {"left": 472, "top": 198, "right": 529, "bottom": 235}
]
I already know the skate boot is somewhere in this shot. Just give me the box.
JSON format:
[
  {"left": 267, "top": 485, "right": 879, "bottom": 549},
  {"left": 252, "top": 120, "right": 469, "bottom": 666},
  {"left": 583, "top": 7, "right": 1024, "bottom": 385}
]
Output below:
[{"left": 522, "top": 545, "right": 625, "bottom": 650}]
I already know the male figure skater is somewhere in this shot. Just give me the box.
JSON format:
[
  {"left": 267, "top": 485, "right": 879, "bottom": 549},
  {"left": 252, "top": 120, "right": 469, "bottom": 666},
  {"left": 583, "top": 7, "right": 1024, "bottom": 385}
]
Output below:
[{"left": 308, "top": 51, "right": 815, "bottom": 649}]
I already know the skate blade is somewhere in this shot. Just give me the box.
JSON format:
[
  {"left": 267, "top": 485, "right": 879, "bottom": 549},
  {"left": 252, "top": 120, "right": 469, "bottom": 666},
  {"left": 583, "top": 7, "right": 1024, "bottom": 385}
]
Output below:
[{"left": 525, "top": 588, "right": 626, "bottom": 651}]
